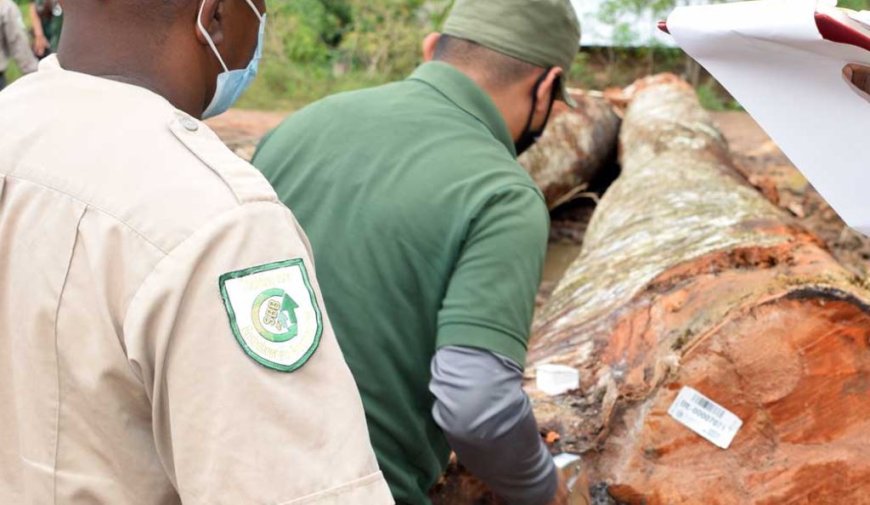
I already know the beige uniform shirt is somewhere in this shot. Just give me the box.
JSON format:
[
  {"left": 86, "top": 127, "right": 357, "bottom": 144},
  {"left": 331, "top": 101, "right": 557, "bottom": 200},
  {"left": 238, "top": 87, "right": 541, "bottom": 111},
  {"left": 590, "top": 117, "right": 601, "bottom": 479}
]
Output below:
[
  {"left": 0, "top": 57, "right": 392, "bottom": 505},
  {"left": 0, "top": 0, "right": 37, "bottom": 74}
]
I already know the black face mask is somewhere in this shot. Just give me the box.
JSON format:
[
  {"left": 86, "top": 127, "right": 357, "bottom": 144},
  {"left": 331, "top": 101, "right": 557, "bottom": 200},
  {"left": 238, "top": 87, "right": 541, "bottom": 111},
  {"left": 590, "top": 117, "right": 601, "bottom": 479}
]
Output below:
[{"left": 514, "top": 69, "right": 559, "bottom": 157}]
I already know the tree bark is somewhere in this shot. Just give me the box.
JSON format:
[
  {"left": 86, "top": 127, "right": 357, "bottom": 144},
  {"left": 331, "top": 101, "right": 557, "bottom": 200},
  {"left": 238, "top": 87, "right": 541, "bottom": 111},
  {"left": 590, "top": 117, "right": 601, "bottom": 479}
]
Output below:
[
  {"left": 530, "top": 75, "right": 870, "bottom": 504},
  {"left": 519, "top": 92, "right": 621, "bottom": 209}
]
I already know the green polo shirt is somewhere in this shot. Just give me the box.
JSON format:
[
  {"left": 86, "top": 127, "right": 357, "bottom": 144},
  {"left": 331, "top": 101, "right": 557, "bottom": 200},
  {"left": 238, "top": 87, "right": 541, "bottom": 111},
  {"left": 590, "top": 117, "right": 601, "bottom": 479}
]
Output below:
[{"left": 253, "top": 62, "right": 549, "bottom": 505}]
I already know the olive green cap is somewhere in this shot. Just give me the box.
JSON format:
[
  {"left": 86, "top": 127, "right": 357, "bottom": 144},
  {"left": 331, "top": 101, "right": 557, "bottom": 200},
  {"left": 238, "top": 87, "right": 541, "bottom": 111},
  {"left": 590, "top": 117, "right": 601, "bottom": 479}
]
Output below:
[{"left": 442, "top": 0, "right": 581, "bottom": 107}]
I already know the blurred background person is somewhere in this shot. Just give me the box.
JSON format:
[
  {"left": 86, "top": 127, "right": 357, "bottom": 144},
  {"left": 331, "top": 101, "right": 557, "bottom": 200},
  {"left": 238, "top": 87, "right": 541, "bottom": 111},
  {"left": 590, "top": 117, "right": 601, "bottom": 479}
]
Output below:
[
  {"left": 0, "top": 0, "right": 37, "bottom": 90},
  {"left": 29, "top": 0, "right": 62, "bottom": 58}
]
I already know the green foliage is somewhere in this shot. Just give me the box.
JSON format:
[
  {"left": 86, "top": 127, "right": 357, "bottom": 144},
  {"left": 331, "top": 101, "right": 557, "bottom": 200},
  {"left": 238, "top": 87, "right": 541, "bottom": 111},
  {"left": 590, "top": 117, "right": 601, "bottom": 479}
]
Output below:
[
  {"left": 265, "top": 0, "right": 352, "bottom": 64},
  {"left": 697, "top": 83, "right": 741, "bottom": 111},
  {"left": 242, "top": 0, "right": 775, "bottom": 110},
  {"left": 240, "top": 0, "right": 451, "bottom": 109},
  {"left": 274, "top": 1, "right": 333, "bottom": 64},
  {"left": 6, "top": 61, "right": 22, "bottom": 81},
  {"left": 11, "top": 0, "right": 870, "bottom": 111},
  {"left": 600, "top": 0, "right": 870, "bottom": 15},
  {"left": 598, "top": 0, "right": 680, "bottom": 24},
  {"left": 338, "top": 0, "right": 425, "bottom": 77},
  {"left": 839, "top": 0, "right": 870, "bottom": 10}
]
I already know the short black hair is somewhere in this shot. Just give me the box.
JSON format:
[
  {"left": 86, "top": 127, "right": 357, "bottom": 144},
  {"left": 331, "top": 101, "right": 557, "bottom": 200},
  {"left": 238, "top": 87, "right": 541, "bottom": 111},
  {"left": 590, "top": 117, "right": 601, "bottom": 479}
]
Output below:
[{"left": 434, "top": 35, "right": 542, "bottom": 88}]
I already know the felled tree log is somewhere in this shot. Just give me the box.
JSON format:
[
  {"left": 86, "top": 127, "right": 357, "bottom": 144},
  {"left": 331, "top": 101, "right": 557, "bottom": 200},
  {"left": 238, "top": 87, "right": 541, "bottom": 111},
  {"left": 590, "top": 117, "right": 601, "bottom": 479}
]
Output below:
[
  {"left": 530, "top": 75, "right": 870, "bottom": 504},
  {"left": 519, "top": 92, "right": 621, "bottom": 209}
]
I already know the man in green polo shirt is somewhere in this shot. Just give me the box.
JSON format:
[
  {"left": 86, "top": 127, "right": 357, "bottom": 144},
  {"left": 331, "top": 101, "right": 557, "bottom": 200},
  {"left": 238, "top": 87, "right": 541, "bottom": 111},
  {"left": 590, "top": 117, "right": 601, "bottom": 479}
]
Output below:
[{"left": 254, "top": 1, "right": 582, "bottom": 504}]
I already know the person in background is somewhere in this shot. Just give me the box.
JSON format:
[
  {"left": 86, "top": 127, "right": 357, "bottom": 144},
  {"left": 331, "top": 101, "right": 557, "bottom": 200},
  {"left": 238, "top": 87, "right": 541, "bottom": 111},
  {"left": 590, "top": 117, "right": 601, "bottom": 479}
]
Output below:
[
  {"left": 253, "top": 0, "right": 583, "bottom": 504},
  {"left": 0, "top": 0, "right": 392, "bottom": 503},
  {"left": 0, "top": 0, "right": 37, "bottom": 90},
  {"left": 29, "top": 0, "right": 62, "bottom": 58}
]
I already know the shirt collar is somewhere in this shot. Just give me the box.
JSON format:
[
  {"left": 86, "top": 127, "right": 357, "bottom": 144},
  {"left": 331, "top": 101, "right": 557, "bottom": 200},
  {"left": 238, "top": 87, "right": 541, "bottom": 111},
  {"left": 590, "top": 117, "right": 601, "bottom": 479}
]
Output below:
[
  {"left": 408, "top": 62, "right": 516, "bottom": 158},
  {"left": 36, "top": 55, "right": 174, "bottom": 110},
  {"left": 38, "top": 54, "right": 61, "bottom": 72}
]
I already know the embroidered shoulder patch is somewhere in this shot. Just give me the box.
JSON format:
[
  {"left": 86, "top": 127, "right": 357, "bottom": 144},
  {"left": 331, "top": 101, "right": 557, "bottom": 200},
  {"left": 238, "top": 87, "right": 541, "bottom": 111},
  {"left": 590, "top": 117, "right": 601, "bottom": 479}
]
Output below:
[{"left": 219, "top": 259, "right": 323, "bottom": 372}]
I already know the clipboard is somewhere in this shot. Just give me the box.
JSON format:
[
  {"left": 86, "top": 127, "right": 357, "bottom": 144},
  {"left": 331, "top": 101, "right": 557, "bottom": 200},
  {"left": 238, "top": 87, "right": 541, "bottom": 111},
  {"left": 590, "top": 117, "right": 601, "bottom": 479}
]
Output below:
[
  {"left": 659, "top": 8, "right": 870, "bottom": 53},
  {"left": 656, "top": 1, "right": 870, "bottom": 235}
]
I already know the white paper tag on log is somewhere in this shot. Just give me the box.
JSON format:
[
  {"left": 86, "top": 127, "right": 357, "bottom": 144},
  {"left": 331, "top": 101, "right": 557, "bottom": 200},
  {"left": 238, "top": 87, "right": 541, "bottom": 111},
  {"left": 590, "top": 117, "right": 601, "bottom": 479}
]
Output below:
[{"left": 668, "top": 386, "right": 743, "bottom": 449}]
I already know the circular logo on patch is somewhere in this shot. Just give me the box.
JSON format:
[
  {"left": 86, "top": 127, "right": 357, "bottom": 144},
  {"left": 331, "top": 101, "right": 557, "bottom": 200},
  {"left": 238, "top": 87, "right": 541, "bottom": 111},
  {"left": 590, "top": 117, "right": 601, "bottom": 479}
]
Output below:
[
  {"left": 220, "top": 259, "right": 323, "bottom": 373},
  {"left": 251, "top": 288, "right": 299, "bottom": 343}
]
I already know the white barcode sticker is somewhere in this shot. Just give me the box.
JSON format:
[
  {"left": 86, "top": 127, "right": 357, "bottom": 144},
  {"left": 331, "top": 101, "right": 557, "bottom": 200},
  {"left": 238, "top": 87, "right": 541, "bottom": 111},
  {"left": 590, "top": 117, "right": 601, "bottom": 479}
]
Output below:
[{"left": 668, "top": 386, "right": 743, "bottom": 449}]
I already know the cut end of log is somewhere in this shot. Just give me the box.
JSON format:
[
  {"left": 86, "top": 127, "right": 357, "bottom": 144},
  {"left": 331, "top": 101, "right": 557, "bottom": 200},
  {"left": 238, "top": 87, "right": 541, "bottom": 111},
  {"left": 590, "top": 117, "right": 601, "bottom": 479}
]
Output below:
[
  {"left": 431, "top": 74, "right": 870, "bottom": 505},
  {"left": 601, "top": 292, "right": 870, "bottom": 504},
  {"left": 603, "top": 73, "right": 690, "bottom": 110},
  {"left": 530, "top": 74, "right": 870, "bottom": 504}
]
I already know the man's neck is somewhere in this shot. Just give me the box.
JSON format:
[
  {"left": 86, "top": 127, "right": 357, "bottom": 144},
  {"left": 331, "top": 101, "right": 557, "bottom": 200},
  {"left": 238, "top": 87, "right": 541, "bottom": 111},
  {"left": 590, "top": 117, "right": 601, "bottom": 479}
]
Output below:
[
  {"left": 452, "top": 65, "right": 524, "bottom": 142},
  {"left": 57, "top": 29, "right": 208, "bottom": 118}
]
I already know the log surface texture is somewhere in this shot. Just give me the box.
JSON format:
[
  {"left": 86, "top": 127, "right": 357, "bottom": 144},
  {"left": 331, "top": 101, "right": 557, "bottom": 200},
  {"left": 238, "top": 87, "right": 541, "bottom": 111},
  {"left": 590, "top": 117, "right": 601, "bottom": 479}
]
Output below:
[
  {"left": 530, "top": 75, "right": 870, "bottom": 505},
  {"left": 519, "top": 93, "right": 620, "bottom": 209}
]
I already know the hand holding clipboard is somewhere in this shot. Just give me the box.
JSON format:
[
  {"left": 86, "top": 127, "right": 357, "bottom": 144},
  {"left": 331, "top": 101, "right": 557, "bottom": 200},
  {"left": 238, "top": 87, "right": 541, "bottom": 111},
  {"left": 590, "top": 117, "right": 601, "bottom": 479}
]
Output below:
[
  {"left": 662, "top": 5, "right": 870, "bottom": 92},
  {"left": 659, "top": 0, "right": 870, "bottom": 236}
]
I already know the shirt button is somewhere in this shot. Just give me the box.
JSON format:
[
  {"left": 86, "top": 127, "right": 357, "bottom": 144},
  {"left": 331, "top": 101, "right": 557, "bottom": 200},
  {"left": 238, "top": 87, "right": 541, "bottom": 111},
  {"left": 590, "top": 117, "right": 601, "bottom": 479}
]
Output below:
[{"left": 180, "top": 116, "right": 199, "bottom": 132}]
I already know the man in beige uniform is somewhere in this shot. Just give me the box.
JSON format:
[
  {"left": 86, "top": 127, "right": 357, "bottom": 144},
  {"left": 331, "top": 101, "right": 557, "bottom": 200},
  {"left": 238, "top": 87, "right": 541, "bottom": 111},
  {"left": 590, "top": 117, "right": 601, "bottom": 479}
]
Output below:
[
  {"left": 0, "top": 0, "right": 392, "bottom": 503},
  {"left": 0, "top": 0, "right": 38, "bottom": 90}
]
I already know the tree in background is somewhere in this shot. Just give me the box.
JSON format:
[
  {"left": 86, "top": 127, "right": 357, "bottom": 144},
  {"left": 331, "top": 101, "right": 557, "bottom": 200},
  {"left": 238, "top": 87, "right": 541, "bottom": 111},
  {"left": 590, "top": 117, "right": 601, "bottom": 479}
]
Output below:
[
  {"left": 9, "top": 0, "right": 870, "bottom": 109},
  {"left": 585, "top": 0, "right": 870, "bottom": 108},
  {"left": 599, "top": 0, "right": 870, "bottom": 44},
  {"left": 339, "top": 0, "right": 445, "bottom": 76},
  {"left": 242, "top": 0, "right": 451, "bottom": 109}
]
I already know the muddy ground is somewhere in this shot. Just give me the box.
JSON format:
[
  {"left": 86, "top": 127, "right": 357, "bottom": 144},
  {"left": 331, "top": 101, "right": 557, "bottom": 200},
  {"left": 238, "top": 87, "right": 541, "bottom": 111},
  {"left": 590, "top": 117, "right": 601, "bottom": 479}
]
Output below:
[
  {"left": 712, "top": 111, "right": 870, "bottom": 281},
  {"left": 207, "top": 109, "right": 870, "bottom": 301}
]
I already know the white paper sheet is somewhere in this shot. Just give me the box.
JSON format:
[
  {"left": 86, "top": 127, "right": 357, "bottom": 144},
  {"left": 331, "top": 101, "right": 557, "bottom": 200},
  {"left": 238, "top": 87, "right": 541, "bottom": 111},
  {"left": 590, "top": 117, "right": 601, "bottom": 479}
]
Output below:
[{"left": 668, "top": 0, "right": 870, "bottom": 235}]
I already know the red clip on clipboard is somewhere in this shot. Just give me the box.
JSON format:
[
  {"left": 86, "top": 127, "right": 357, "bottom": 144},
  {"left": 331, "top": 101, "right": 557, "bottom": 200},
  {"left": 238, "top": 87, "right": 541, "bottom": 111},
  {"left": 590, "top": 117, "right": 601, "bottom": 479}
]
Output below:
[{"left": 659, "top": 10, "right": 870, "bottom": 53}]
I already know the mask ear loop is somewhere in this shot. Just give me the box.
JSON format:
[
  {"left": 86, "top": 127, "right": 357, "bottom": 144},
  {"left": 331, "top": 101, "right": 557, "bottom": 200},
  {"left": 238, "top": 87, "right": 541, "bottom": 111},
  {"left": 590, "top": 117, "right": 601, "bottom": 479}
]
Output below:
[
  {"left": 243, "top": 0, "right": 266, "bottom": 61},
  {"left": 197, "top": 0, "right": 229, "bottom": 72},
  {"left": 197, "top": 0, "right": 265, "bottom": 72},
  {"left": 520, "top": 67, "right": 556, "bottom": 137},
  {"left": 242, "top": 0, "right": 265, "bottom": 22},
  {"left": 541, "top": 73, "right": 560, "bottom": 128}
]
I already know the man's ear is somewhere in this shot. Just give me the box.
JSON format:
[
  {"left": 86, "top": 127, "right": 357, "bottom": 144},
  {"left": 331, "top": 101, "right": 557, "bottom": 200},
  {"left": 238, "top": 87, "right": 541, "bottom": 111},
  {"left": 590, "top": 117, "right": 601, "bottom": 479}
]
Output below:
[
  {"left": 196, "top": 0, "right": 225, "bottom": 47},
  {"left": 422, "top": 32, "right": 441, "bottom": 62},
  {"left": 534, "top": 67, "right": 563, "bottom": 115}
]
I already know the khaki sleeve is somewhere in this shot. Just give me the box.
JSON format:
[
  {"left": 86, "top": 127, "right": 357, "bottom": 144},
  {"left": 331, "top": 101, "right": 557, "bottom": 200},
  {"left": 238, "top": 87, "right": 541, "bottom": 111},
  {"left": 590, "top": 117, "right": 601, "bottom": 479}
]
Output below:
[
  {"left": 2, "top": 3, "right": 37, "bottom": 74},
  {"left": 123, "top": 201, "right": 392, "bottom": 505}
]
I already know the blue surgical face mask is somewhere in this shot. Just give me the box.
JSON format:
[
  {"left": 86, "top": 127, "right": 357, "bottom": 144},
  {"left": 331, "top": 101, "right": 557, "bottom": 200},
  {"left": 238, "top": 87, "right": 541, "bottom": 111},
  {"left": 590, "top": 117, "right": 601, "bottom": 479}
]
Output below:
[{"left": 197, "top": 0, "right": 266, "bottom": 119}]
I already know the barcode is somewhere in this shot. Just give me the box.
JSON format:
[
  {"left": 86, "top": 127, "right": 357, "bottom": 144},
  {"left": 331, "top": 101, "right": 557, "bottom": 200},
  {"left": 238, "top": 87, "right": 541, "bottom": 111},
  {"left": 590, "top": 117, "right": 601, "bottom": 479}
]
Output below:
[
  {"left": 689, "top": 392, "right": 726, "bottom": 419},
  {"left": 669, "top": 387, "right": 743, "bottom": 449}
]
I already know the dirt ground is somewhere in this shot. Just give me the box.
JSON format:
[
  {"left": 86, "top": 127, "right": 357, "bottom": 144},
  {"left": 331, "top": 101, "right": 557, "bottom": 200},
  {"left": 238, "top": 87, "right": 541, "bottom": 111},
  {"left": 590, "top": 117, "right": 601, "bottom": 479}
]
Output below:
[
  {"left": 205, "top": 109, "right": 289, "bottom": 161},
  {"left": 206, "top": 108, "right": 870, "bottom": 292},
  {"left": 712, "top": 111, "right": 870, "bottom": 281}
]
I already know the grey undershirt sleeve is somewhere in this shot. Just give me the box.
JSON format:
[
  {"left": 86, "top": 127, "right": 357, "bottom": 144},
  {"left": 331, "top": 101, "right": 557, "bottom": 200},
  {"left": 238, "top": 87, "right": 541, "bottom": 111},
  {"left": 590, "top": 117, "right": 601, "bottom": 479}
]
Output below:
[{"left": 430, "top": 346, "right": 558, "bottom": 505}]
